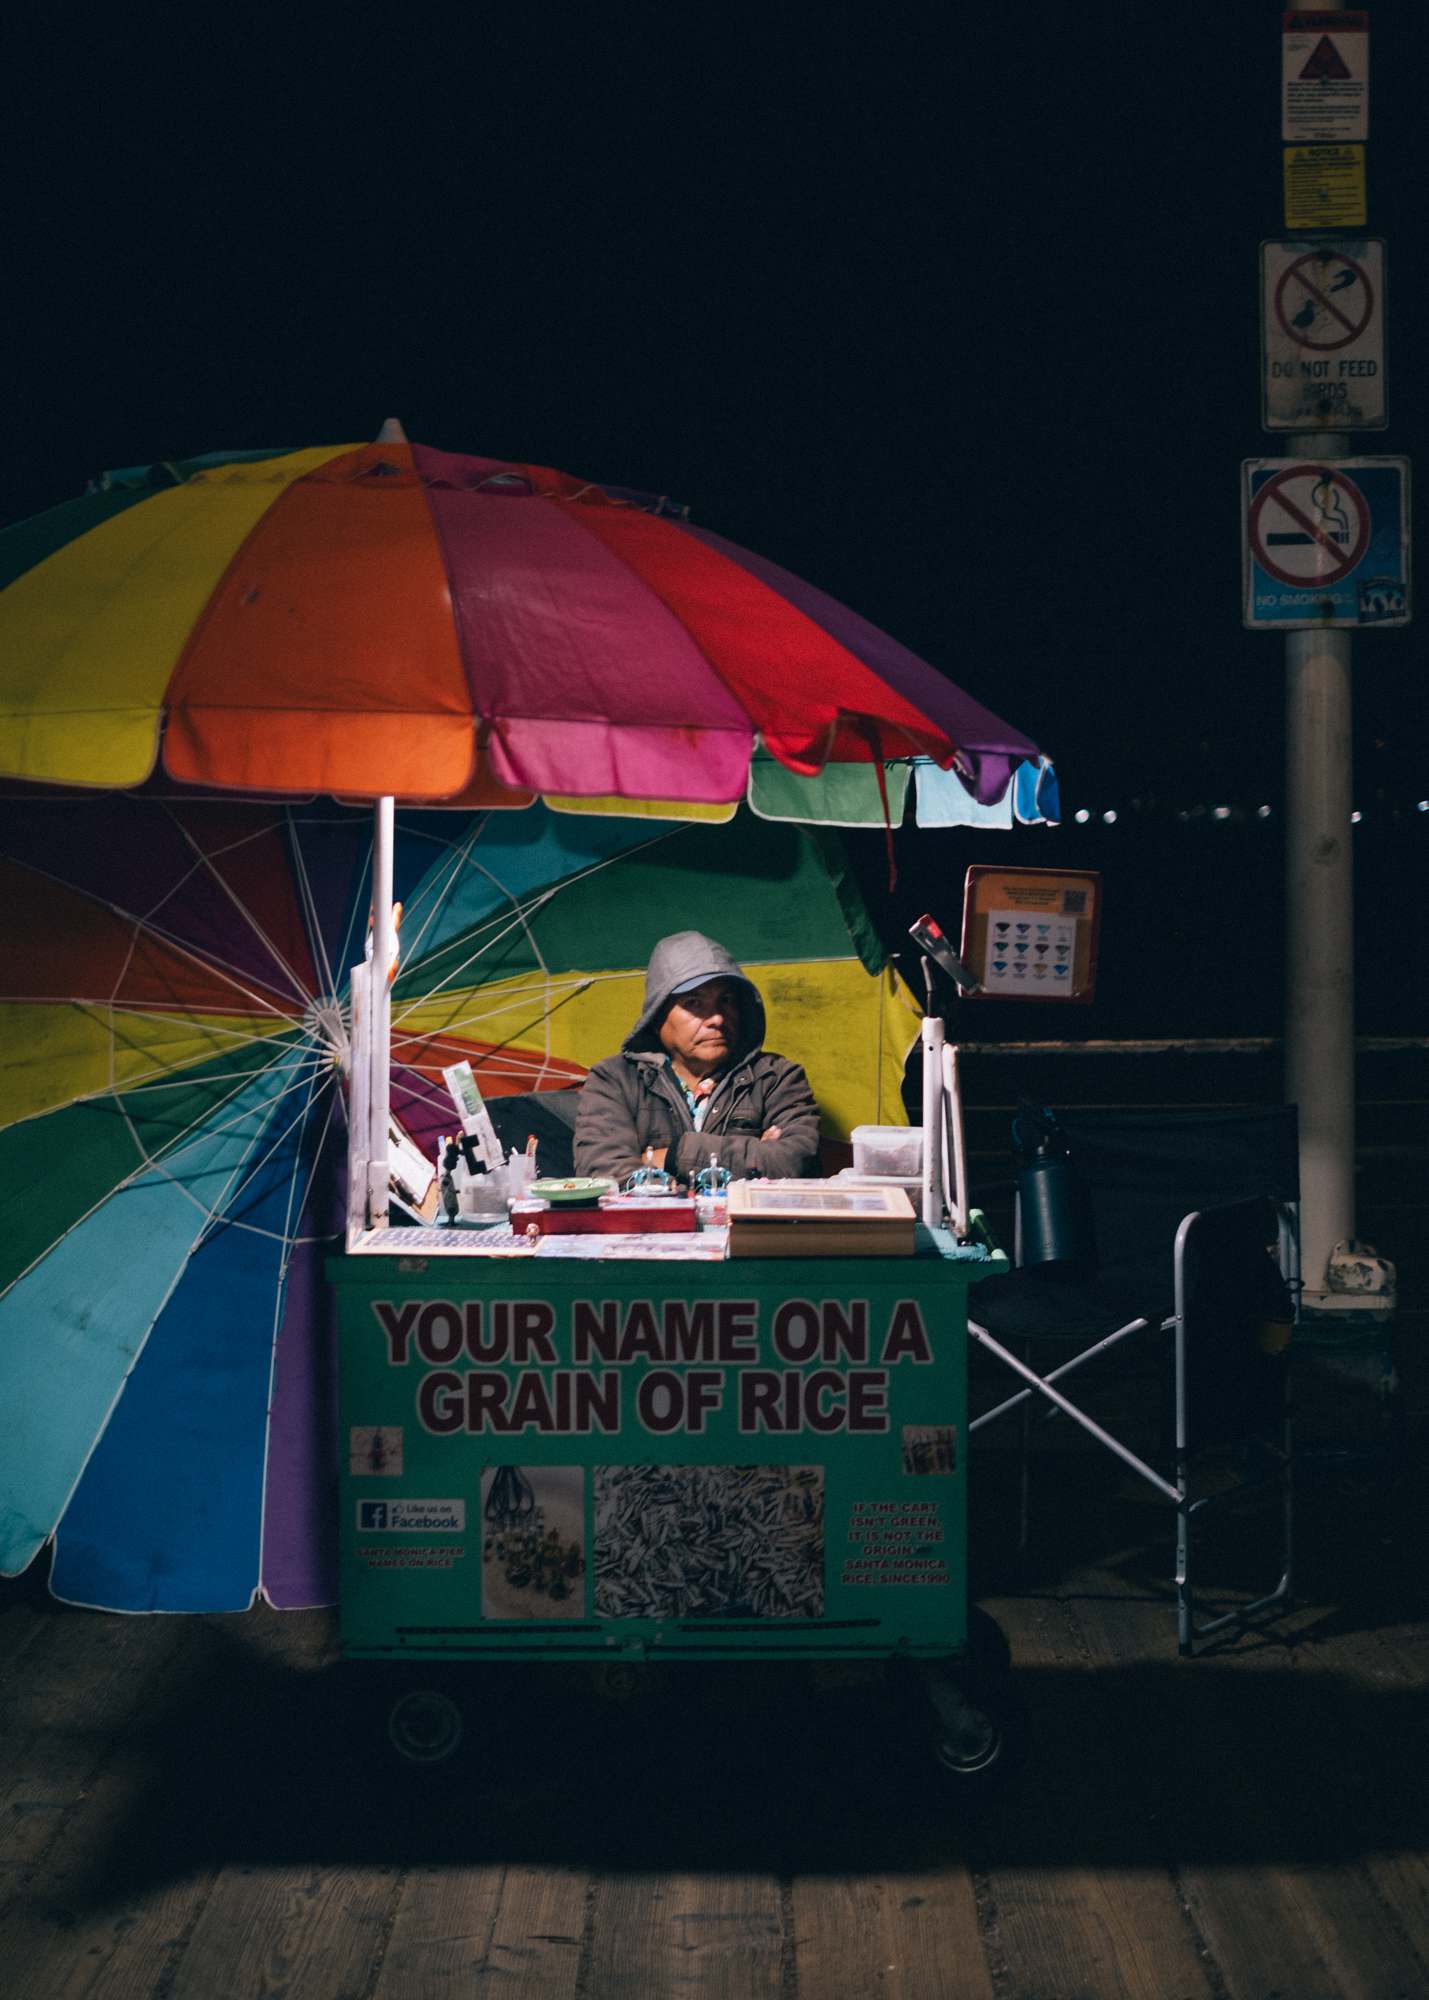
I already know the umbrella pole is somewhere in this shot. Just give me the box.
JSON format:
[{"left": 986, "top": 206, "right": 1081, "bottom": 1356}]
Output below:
[
  {"left": 367, "top": 795, "right": 396, "bottom": 1226},
  {"left": 919, "top": 962, "right": 946, "bottom": 1230}
]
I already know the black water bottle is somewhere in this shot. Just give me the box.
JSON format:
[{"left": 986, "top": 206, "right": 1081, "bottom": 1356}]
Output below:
[{"left": 1014, "top": 1106, "right": 1095, "bottom": 1276}]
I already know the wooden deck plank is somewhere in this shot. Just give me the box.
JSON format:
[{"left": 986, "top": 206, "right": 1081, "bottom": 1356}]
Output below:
[
  {"left": 983, "top": 1591, "right": 1218, "bottom": 2000},
  {"left": 372, "top": 1861, "right": 586, "bottom": 1998},
  {"left": 0, "top": 1754, "right": 217, "bottom": 2000},
  {"left": 1275, "top": 1612, "right": 1429, "bottom": 1988},
  {"left": 0, "top": 1609, "right": 214, "bottom": 2000},
  {"left": 1066, "top": 1572, "right": 1429, "bottom": 2000},
  {"left": 165, "top": 1862, "right": 401, "bottom": 2000},
  {"left": 585, "top": 1871, "right": 785, "bottom": 1998},
  {"left": 0, "top": 1599, "right": 49, "bottom": 1677},
  {"left": 789, "top": 1869, "right": 992, "bottom": 2000},
  {"left": 0, "top": 1609, "right": 193, "bottom": 1896}
]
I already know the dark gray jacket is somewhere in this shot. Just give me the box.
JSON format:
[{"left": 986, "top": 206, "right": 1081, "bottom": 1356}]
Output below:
[{"left": 572, "top": 931, "right": 821, "bottom": 1185}]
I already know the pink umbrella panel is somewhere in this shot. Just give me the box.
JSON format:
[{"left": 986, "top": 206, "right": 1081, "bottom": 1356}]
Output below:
[{"left": 0, "top": 441, "right": 1040, "bottom": 809}]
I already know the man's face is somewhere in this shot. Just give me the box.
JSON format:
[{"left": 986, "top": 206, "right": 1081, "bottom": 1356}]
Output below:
[{"left": 658, "top": 977, "right": 743, "bottom": 1078}]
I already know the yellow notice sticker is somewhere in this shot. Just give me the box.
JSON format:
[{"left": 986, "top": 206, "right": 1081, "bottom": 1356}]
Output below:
[{"left": 1283, "top": 144, "right": 1366, "bottom": 230}]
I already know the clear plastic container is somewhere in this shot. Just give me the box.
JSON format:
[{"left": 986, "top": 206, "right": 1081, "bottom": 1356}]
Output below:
[{"left": 851, "top": 1124, "right": 924, "bottom": 1179}]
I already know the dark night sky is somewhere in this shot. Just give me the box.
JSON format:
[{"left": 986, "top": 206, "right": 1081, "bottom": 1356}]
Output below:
[{"left": 7, "top": 11, "right": 1425, "bottom": 1028}]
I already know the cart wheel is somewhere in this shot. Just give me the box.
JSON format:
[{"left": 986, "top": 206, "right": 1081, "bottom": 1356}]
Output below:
[
  {"left": 929, "top": 1673, "right": 1026, "bottom": 1794},
  {"left": 922, "top": 1630, "right": 1026, "bottom": 1798},
  {"left": 386, "top": 1685, "right": 465, "bottom": 1765},
  {"left": 965, "top": 1603, "right": 1014, "bottom": 1679}
]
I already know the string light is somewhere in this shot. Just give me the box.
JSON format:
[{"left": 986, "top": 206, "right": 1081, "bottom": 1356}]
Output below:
[{"left": 1043, "top": 797, "right": 1429, "bottom": 826}]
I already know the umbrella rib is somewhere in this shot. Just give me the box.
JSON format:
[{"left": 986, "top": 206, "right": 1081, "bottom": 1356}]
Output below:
[
  {"left": 197, "top": 1049, "right": 336, "bottom": 1248},
  {"left": 284, "top": 808, "right": 339, "bottom": 1002},
  {"left": 396, "top": 979, "right": 597, "bottom": 1073},
  {"left": 253, "top": 1083, "right": 344, "bottom": 1604},
  {"left": 393, "top": 818, "right": 489, "bottom": 971},
  {"left": 388, "top": 821, "right": 681, "bottom": 1026},
  {"left": 0, "top": 1037, "right": 316, "bottom": 1306},
  {"left": 113, "top": 1041, "right": 327, "bottom": 1188},
  {"left": 158, "top": 805, "right": 316, "bottom": 1010},
  {"left": 12, "top": 852, "right": 303, "bottom": 1023},
  {"left": 388, "top": 893, "right": 561, "bottom": 1028}
]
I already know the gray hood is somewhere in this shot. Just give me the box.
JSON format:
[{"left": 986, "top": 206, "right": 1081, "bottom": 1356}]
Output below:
[{"left": 622, "top": 931, "right": 765, "bottom": 1057}]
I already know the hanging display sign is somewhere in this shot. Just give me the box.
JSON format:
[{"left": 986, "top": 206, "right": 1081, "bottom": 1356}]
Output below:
[
  {"left": 1282, "top": 143, "right": 1366, "bottom": 229},
  {"left": 958, "top": 867, "right": 1101, "bottom": 1003},
  {"left": 1261, "top": 238, "right": 1385, "bottom": 430},
  {"left": 1282, "top": 11, "right": 1369, "bottom": 142},
  {"left": 1242, "top": 456, "right": 1410, "bottom": 628}
]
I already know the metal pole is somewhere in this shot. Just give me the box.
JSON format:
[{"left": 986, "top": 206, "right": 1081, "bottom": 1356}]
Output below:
[
  {"left": 1284, "top": 432, "right": 1354, "bottom": 1305},
  {"left": 366, "top": 795, "right": 395, "bottom": 1226},
  {"left": 920, "top": 960, "right": 945, "bottom": 1228}
]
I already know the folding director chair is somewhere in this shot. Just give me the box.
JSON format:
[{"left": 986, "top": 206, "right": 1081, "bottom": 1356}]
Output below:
[{"left": 966, "top": 1107, "right": 1299, "bottom": 1654}]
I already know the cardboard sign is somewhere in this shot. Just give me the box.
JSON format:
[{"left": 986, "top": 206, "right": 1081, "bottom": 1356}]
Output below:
[{"left": 959, "top": 867, "right": 1101, "bottom": 1003}]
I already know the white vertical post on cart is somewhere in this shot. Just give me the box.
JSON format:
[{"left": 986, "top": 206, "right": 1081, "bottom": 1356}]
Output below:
[
  {"left": 920, "top": 1008, "right": 947, "bottom": 1229},
  {"left": 1284, "top": 432, "right": 1356, "bottom": 1304},
  {"left": 943, "top": 1040, "right": 969, "bottom": 1232},
  {"left": 366, "top": 794, "right": 396, "bottom": 1227}
]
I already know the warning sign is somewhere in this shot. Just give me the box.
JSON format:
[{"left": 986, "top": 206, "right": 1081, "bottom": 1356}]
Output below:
[
  {"left": 1282, "top": 11, "right": 1368, "bottom": 142},
  {"left": 1249, "top": 464, "right": 1369, "bottom": 587},
  {"left": 1243, "top": 456, "right": 1410, "bottom": 629},
  {"left": 1261, "top": 239, "right": 1385, "bottom": 430},
  {"left": 1283, "top": 144, "right": 1366, "bottom": 230}
]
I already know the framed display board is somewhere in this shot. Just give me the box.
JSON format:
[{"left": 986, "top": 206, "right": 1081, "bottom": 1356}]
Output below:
[{"left": 959, "top": 866, "right": 1101, "bottom": 1003}]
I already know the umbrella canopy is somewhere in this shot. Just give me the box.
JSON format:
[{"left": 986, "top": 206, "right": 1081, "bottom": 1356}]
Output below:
[
  {"left": 0, "top": 429, "right": 1048, "bottom": 1612},
  {"left": 0, "top": 793, "right": 917, "bottom": 1610},
  {"left": 0, "top": 438, "right": 1038, "bottom": 809}
]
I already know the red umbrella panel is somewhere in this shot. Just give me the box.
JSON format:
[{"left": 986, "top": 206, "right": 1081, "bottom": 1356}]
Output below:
[{"left": 0, "top": 442, "right": 1039, "bottom": 807}]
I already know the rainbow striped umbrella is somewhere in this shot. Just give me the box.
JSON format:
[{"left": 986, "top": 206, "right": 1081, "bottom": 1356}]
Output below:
[
  {"left": 0, "top": 433, "right": 1044, "bottom": 1612},
  {"left": 1, "top": 433, "right": 1036, "bottom": 806}
]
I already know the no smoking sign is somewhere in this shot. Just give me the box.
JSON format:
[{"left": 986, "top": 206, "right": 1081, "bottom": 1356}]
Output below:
[
  {"left": 1261, "top": 238, "right": 1384, "bottom": 431},
  {"left": 1243, "top": 457, "right": 1409, "bottom": 629}
]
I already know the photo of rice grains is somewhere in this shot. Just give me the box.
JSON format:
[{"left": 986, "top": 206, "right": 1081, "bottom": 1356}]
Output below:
[
  {"left": 593, "top": 1464, "right": 825, "bottom": 1621},
  {"left": 480, "top": 1465, "right": 587, "bottom": 1620}
]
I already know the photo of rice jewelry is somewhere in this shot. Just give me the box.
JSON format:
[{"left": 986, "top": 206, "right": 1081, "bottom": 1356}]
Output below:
[{"left": 480, "top": 1466, "right": 587, "bottom": 1620}]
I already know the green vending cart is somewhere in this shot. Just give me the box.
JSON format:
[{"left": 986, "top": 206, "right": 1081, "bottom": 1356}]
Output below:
[{"left": 333, "top": 1228, "right": 1018, "bottom": 1788}]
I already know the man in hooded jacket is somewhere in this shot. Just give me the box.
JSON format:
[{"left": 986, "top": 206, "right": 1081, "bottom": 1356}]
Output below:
[{"left": 572, "top": 931, "right": 821, "bottom": 1186}]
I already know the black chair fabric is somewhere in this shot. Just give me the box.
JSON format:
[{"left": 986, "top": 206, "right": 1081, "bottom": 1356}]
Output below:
[
  {"left": 486, "top": 1087, "right": 584, "bottom": 1178},
  {"left": 973, "top": 1107, "right": 1298, "bottom": 1342}
]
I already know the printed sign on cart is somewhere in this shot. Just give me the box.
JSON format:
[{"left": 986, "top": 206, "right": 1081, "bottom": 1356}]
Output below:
[
  {"left": 336, "top": 1267, "right": 977, "bottom": 1653},
  {"left": 1282, "top": 10, "right": 1369, "bottom": 142},
  {"left": 1262, "top": 239, "right": 1384, "bottom": 430},
  {"left": 1242, "top": 457, "right": 1410, "bottom": 628}
]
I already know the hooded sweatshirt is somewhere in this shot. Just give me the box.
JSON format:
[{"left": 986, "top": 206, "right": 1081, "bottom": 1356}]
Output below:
[{"left": 572, "top": 930, "right": 821, "bottom": 1185}]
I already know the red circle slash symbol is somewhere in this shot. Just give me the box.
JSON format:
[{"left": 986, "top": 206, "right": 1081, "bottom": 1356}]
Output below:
[
  {"left": 1274, "top": 252, "right": 1373, "bottom": 354},
  {"left": 1248, "top": 465, "right": 1370, "bottom": 589}
]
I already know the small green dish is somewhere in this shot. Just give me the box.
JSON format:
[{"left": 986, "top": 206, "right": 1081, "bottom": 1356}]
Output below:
[{"left": 528, "top": 1176, "right": 617, "bottom": 1207}]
